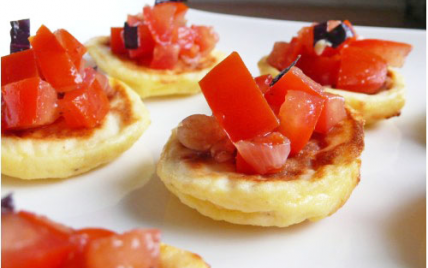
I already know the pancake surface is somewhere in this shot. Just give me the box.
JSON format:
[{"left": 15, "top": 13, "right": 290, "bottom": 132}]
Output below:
[
  {"left": 157, "top": 109, "right": 364, "bottom": 227},
  {"left": 86, "top": 36, "right": 226, "bottom": 99},
  {"left": 160, "top": 243, "right": 209, "bottom": 268},
  {"left": 258, "top": 56, "right": 406, "bottom": 125},
  {"left": 2, "top": 78, "right": 150, "bottom": 180}
]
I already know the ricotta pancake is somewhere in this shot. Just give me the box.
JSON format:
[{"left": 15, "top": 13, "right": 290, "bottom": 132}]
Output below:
[
  {"left": 2, "top": 78, "right": 150, "bottom": 180},
  {"left": 157, "top": 109, "right": 364, "bottom": 227},
  {"left": 258, "top": 56, "right": 406, "bottom": 125},
  {"left": 160, "top": 243, "right": 209, "bottom": 268},
  {"left": 86, "top": 36, "right": 226, "bottom": 99}
]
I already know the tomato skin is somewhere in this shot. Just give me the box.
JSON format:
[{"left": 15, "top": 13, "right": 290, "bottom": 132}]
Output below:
[
  {"left": 110, "top": 27, "right": 127, "bottom": 54},
  {"left": 254, "top": 74, "right": 272, "bottom": 94},
  {"left": 128, "top": 24, "right": 156, "bottom": 59},
  {"left": 150, "top": 43, "right": 180, "bottom": 69},
  {"left": 267, "top": 42, "right": 290, "bottom": 71},
  {"left": 349, "top": 39, "right": 412, "bottom": 67},
  {"left": 315, "top": 93, "right": 346, "bottom": 134},
  {"left": 2, "top": 77, "right": 58, "bottom": 131},
  {"left": 85, "top": 229, "right": 161, "bottom": 268},
  {"left": 30, "top": 25, "right": 82, "bottom": 92},
  {"left": 278, "top": 90, "right": 325, "bottom": 155},
  {"left": 297, "top": 26, "right": 314, "bottom": 55},
  {"left": 337, "top": 46, "right": 387, "bottom": 94},
  {"left": 143, "top": 4, "right": 176, "bottom": 45},
  {"left": 54, "top": 29, "right": 87, "bottom": 69},
  {"left": 1, "top": 49, "right": 39, "bottom": 86},
  {"left": 199, "top": 52, "right": 279, "bottom": 142},
  {"left": 296, "top": 54, "right": 340, "bottom": 86},
  {"left": 192, "top": 25, "right": 218, "bottom": 56}
]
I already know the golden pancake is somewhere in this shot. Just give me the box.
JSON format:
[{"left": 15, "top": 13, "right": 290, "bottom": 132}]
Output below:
[
  {"left": 160, "top": 243, "right": 209, "bottom": 268},
  {"left": 157, "top": 108, "right": 364, "bottom": 227},
  {"left": 86, "top": 36, "right": 226, "bottom": 99},
  {"left": 2, "top": 78, "right": 150, "bottom": 180},
  {"left": 258, "top": 56, "right": 406, "bottom": 125}
]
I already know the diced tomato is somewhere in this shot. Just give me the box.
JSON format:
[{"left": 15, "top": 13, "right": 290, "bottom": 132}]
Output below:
[
  {"left": 192, "top": 25, "right": 218, "bottom": 56},
  {"left": 30, "top": 25, "right": 82, "bottom": 92},
  {"left": 150, "top": 43, "right": 180, "bottom": 69},
  {"left": 172, "top": 26, "right": 196, "bottom": 50},
  {"left": 267, "top": 42, "right": 290, "bottom": 71},
  {"left": 2, "top": 77, "right": 59, "bottom": 131},
  {"left": 128, "top": 24, "right": 156, "bottom": 59},
  {"left": 143, "top": 4, "right": 176, "bottom": 45},
  {"left": 337, "top": 46, "right": 387, "bottom": 94},
  {"left": 278, "top": 90, "right": 325, "bottom": 155},
  {"left": 127, "top": 14, "right": 144, "bottom": 26},
  {"left": 180, "top": 44, "right": 201, "bottom": 65},
  {"left": 86, "top": 229, "right": 161, "bottom": 268},
  {"left": 235, "top": 132, "right": 290, "bottom": 175},
  {"left": 297, "top": 54, "right": 340, "bottom": 86},
  {"left": 60, "top": 68, "right": 109, "bottom": 128},
  {"left": 110, "top": 27, "right": 127, "bottom": 54},
  {"left": 236, "top": 152, "right": 257, "bottom": 175},
  {"left": 94, "top": 72, "right": 114, "bottom": 97},
  {"left": 199, "top": 52, "right": 279, "bottom": 142},
  {"left": 54, "top": 29, "right": 87, "bottom": 69},
  {"left": 2, "top": 212, "right": 74, "bottom": 268},
  {"left": 264, "top": 66, "right": 325, "bottom": 114},
  {"left": 297, "top": 26, "right": 314, "bottom": 55},
  {"left": 254, "top": 74, "right": 272, "bottom": 94},
  {"left": 315, "top": 93, "right": 346, "bottom": 134},
  {"left": 1, "top": 49, "right": 39, "bottom": 86},
  {"left": 349, "top": 39, "right": 412, "bottom": 67}
]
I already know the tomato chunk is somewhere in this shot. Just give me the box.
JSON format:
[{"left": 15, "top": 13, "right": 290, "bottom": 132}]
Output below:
[
  {"left": 278, "top": 90, "right": 324, "bottom": 155},
  {"left": 199, "top": 52, "right": 279, "bottom": 142},
  {"left": 315, "top": 93, "right": 347, "bottom": 134},
  {"left": 254, "top": 74, "right": 272, "bottom": 94},
  {"left": 54, "top": 29, "right": 87, "bottom": 69},
  {"left": 150, "top": 43, "right": 180, "bottom": 69},
  {"left": 267, "top": 41, "right": 290, "bottom": 71},
  {"left": 337, "top": 46, "right": 387, "bottom": 94},
  {"left": 2, "top": 77, "right": 58, "bottom": 131},
  {"left": 1, "top": 49, "right": 39, "bottom": 86},
  {"left": 192, "top": 25, "right": 218, "bottom": 56},
  {"left": 143, "top": 4, "right": 176, "bottom": 45},
  {"left": 86, "top": 229, "right": 160, "bottom": 268},
  {"left": 349, "top": 39, "right": 412, "bottom": 67},
  {"left": 30, "top": 25, "right": 82, "bottom": 92},
  {"left": 2, "top": 212, "right": 74, "bottom": 268},
  {"left": 128, "top": 24, "right": 156, "bottom": 59},
  {"left": 297, "top": 54, "right": 340, "bottom": 86},
  {"left": 264, "top": 66, "right": 325, "bottom": 114},
  {"left": 110, "top": 27, "right": 127, "bottom": 54},
  {"left": 236, "top": 152, "right": 257, "bottom": 175}
]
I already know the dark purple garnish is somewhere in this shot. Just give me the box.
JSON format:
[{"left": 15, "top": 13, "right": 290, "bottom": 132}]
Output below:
[
  {"left": 270, "top": 55, "right": 301, "bottom": 87},
  {"left": 123, "top": 22, "right": 139, "bottom": 49},
  {"left": 313, "top": 22, "right": 328, "bottom": 45},
  {"left": 313, "top": 21, "right": 354, "bottom": 48},
  {"left": 155, "top": 0, "right": 186, "bottom": 5},
  {"left": 10, "top": 19, "right": 30, "bottom": 54},
  {"left": 2, "top": 194, "right": 14, "bottom": 214}
]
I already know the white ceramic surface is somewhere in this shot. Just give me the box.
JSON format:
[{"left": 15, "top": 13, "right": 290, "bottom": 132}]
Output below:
[{"left": 1, "top": 1, "right": 426, "bottom": 267}]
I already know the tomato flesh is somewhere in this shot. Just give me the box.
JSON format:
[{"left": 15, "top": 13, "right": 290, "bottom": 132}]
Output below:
[
  {"left": 267, "top": 42, "right": 290, "bottom": 71},
  {"left": 143, "top": 4, "right": 176, "bottom": 45},
  {"left": 54, "top": 29, "right": 87, "bottom": 69},
  {"left": 315, "top": 93, "right": 347, "bottom": 134},
  {"left": 30, "top": 25, "right": 82, "bottom": 92},
  {"left": 86, "top": 229, "right": 161, "bottom": 268},
  {"left": 1, "top": 49, "right": 39, "bottom": 86},
  {"left": 2, "top": 77, "right": 58, "bottom": 131},
  {"left": 297, "top": 54, "right": 340, "bottom": 86},
  {"left": 128, "top": 24, "right": 156, "bottom": 59},
  {"left": 192, "top": 25, "right": 218, "bottom": 56},
  {"left": 110, "top": 27, "right": 127, "bottom": 54},
  {"left": 278, "top": 90, "right": 325, "bottom": 155},
  {"left": 150, "top": 43, "right": 180, "bottom": 69},
  {"left": 254, "top": 74, "right": 272, "bottom": 94},
  {"left": 337, "top": 46, "right": 387, "bottom": 94},
  {"left": 199, "top": 52, "right": 279, "bottom": 142}
]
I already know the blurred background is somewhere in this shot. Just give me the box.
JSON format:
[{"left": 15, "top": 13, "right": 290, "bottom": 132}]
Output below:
[{"left": 188, "top": 0, "right": 426, "bottom": 29}]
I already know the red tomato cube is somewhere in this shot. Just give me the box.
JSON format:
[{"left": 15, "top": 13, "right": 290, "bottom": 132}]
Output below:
[
  {"left": 315, "top": 93, "right": 347, "bottom": 134},
  {"left": 2, "top": 77, "right": 58, "bottom": 131},
  {"left": 128, "top": 24, "right": 156, "bottom": 59},
  {"left": 54, "top": 29, "right": 87, "bottom": 69},
  {"left": 278, "top": 90, "right": 325, "bottom": 155},
  {"left": 297, "top": 54, "right": 340, "bottom": 86},
  {"left": 143, "top": 4, "right": 176, "bottom": 45},
  {"left": 150, "top": 43, "right": 180, "bottom": 69},
  {"left": 30, "top": 25, "right": 83, "bottom": 92},
  {"left": 192, "top": 25, "right": 219, "bottom": 56},
  {"left": 1, "top": 49, "right": 39, "bottom": 86},
  {"left": 254, "top": 74, "right": 272, "bottom": 94},
  {"left": 267, "top": 41, "right": 290, "bottom": 71},
  {"left": 337, "top": 46, "right": 387, "bottom": 94},
  {"left": 110, "top": 27, "right": 127, "bottom": 54},
  {"left": 297, "top": 26, "right": 314, "bottom": 55},
  {"left": 199, "top": 52, "right": 279, "bottom": 142}
]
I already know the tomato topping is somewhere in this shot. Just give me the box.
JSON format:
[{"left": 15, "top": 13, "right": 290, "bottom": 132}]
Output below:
[
  {"left": 297, "top": 26, "right": 314, "bottom": 55},
  {"left": 127, "top": 14, "right": 144, "bottom": 26},
  {"left": 143, "top": 4, "right": 176, "bottom": 45},
  {"left": 337, "top": 46, "right": 387, "bottom": 94},
  {"left": 192, "top": 25, "right": 218, "bottom": 56},
  {"left": 349, "top": 39, "right": 412, "bottom": 68},
  {"left": 110, "top": 27, "right": 127, "bottom": 54},
  {"left": 1, "top": 49, "right": 39, "bottom": 86},
  {"left": 54, "top": 29, "right": 87, "bottom": 69},
  {"left": 315, "top": 93, "right": 346, "bottom": 134},
  {"left": 254, "top": 74, "right": 272, "bottom": 94},
  {"left": 278, "top": 90, "right": 325, "bottom": 155},
  {"left": 235, "top": 132, "right": 291, "bottom": 175},
  {"left": 86, "top": 229, "right": 160, "bottom": 268},
  {"left": 2, "top": 77, "right": 58, "bottom": 131},
  {"left": 150, "top": 43, "right": 180, "bottom": 69},
  {"left": 264, "top": 66, "right": 325, "bottom": 114},
  {"left": 199, "top": 52, "right": 279, "bottom": 142},
  {"left": 296, "top": 54, "right": 340, "bottom": 86},
  {"left": 128, "top": 24, "right": 156, "bottom": 59},
  {"left": 172, "top": 26, "right": 196, "bottom": 50},
  {"left": 59, "top": 68, "right": 109, "bottom": 128},
  {"left": 267, "top": 42, "right": 290, "bottom": 71},
  {"left": 30, "top": 25, "right": 82, "bottom": 92},
  {"left": 2, "top": 212, "right": 74, "bottom": 268}
]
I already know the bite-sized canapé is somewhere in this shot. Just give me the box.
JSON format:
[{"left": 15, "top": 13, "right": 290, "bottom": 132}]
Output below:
[
  {"left": 1, "top": 195, "right": 209, "bottom": 268},
  {"left": 157, "top": 52, "right": 364, "bottom": 227},
  {"left": 258, "top": 20, "right": 412, "bottom": 124},
  {"left": 86, "top": 0, "right": 225, "bottom": 98},
  {"left": 1, "top": 20, "right": 150, "bottom": 180}
]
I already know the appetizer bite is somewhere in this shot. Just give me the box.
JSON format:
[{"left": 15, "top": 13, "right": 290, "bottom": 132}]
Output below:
[
  {"left": 157, "top": 52, "right": 364, "bottom": 227},
  {"left": 258, "top": 20, "right": 412, "bottom": 124},
  {"left": 1, "top": 20, "right": 150, "bottom": 180},
  {"left": 1, "top": 195, "right": 209, "bottom": 268},
  {"left": 86, "top": 0, "right": 225, "bottom": 98}
]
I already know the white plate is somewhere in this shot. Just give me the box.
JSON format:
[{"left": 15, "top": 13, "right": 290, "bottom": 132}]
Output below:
[{"left": 1, "top": 1, "right": 426, "bottom": 267}]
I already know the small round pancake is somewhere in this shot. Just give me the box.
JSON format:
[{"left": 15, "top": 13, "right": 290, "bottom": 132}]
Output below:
[
  {"left": 2, "top": 78, "right": 150, "bottom": 180},
  {"left": 157, "top": 109, "right": 364, "bottom": 227},
  {"left": 160, "top": 243, "right": 209, "bottom": 268},
  {"left": 258, "top": 56, "right": 406, "bottom": 125},
  {"left": 86, "top": 36, "right": 226, "bottom": 99}
]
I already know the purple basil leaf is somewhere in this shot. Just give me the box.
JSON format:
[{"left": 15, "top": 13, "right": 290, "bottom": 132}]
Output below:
[
  {"left": 2, "top": 194, "right": 14, "bottom": 214},
  {"left": 155, "top": 0, "right": 186, "bottom": 5},
  {"left": 124, "top": 22, "right": 139, "bottom": 49},
  {"left": 10, "top": 19, "right": 30, "bottom": 54}
]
